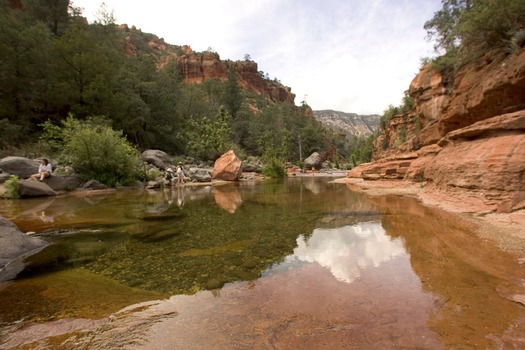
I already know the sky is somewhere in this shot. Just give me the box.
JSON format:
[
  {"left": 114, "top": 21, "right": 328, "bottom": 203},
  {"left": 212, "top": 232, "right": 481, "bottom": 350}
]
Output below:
[{"left": 72, "top": 0, "right": 442, "bottom": 115}]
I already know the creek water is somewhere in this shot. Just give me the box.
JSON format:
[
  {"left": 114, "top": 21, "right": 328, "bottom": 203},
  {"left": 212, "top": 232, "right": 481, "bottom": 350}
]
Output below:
[{"left": 1, "top": 177, "right": 525, "bottom": 349}]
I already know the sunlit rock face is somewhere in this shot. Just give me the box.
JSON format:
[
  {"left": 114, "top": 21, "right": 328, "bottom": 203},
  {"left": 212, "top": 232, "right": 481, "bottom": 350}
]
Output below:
[
  {"left": 288, "top": 222, "right": 406, "bottom": 283},
  {"left": 213, "top": 150, "right": 243, "bottom": 181}
]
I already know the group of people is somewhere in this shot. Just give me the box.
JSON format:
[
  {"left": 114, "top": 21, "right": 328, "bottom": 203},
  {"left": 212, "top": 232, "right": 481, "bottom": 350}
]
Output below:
[{"left": 165, "top": 162, "right": 186, "bottom": 186}]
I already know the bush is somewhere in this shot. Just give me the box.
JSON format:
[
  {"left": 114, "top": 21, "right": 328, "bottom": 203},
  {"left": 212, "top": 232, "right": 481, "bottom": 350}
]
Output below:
[
  {"left": 47, "top": 116, "right": 142, "bottom": 187},
  {"left": 262, "top": 156, "right": 287, "bottom": 178},
  {"left": 508, "top": 28, "right": 525, "bottom": 54},
  {"left": 4, "top": 175, "right": 20, "bottom": 199}
]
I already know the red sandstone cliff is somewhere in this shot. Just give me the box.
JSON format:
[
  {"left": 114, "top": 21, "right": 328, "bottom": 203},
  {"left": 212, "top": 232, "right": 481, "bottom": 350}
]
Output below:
[
  {"left": 347, "top": 49, "right": 525, "bottom": 215},
  {"left": 122, "top": 27, "right": 295, "bottom": 106}
]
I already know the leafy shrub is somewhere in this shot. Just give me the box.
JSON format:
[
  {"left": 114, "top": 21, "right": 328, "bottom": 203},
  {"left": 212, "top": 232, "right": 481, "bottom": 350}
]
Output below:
[
  {"left": 4, "top": 175, "right": 20, "bottom": 199},
  {"left": 144, "top": 166, "right": 162, "bottom": 182},
  {"left": 262, "top": 155, "right": 287, "bottom": 178},
  {"left": 45, "top": 115, "right": 142, "bottom": 187}
]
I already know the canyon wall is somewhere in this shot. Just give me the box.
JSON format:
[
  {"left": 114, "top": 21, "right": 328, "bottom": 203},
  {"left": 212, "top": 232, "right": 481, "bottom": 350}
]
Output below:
[{"left": 348, "top": 49, "right": 525, "bottom": 214}]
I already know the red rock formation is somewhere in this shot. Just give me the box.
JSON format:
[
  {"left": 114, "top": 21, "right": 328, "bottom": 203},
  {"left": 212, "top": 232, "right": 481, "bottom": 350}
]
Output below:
[
  {"left": 213, "top": 150, "right": 243, "bottom": 181},
  {"left": 348, "top": 49, "right": 525, "bottom": 215},
  {"left": 174, "top": 53, "right": 295, "bottom": 104}
]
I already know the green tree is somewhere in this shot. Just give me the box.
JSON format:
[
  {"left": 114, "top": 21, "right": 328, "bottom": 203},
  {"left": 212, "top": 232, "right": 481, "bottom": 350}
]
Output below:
[
  {"left": 224, "top": 63, "right": 243, "bottom": 119},
  {"left": 185, "top": 106, "right": 232, "bottom": 160},
  {"left": 24, "top": 0, "right": 70, "bottom": 36},
  {"left": 425, "top": 0, "right": 525, "bottom": 69},
  {"left": 0, "top": 8, "right": 54, "bottom": 136}
]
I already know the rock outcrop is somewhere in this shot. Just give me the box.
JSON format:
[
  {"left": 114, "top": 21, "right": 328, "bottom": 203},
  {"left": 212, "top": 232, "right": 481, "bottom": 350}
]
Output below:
[
  {"left": 175, "top": 50, "right": 295, "bottom": 105},
  {"left": 348, "top": 48, "right": 525, "bottom": 215}
]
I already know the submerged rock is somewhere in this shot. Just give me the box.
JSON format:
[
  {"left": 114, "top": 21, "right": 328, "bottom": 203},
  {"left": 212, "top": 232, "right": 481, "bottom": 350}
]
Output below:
[{"left": 0, "top": 215, "right": 48, "bottom": 281}]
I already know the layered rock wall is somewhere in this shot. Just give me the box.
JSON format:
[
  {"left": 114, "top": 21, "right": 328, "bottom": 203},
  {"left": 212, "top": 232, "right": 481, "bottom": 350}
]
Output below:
[
  {"left": 348, "top": 49, "right": 525, "bottom": 214},
  {"left": 175, "top": 52, "right": 295, "bottom": 105}
]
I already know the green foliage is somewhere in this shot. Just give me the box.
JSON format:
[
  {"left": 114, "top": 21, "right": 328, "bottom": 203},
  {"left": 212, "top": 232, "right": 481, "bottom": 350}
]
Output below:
[
  {"left": 262, "top": 150, "right": 287, "bottom": 178},
  {"left": 4, "top": 175, "right": 20, "bottom": 199},
  {"left": 144, "top": 167, "right": 162, "bottom": 182},
  {"left": 48, "top": 115, "right": 142, "bottom": 186},
  {"left": 347, "top": 134, "right": 376, "bottom": 167},
  {"left": 425, "top": 0, "right": 525, "bottom": 76},
  {"left": 380, "top": 105, "right": 399, "bottom": 128},
  {"left": 225, "top": 63, "right": 243, "bottom": 119},
  {"left": 0, "top": 2, "right": 332, "bottom": 163},
  {"left": 394, "top": 127, "right": 407, "bottom": 147},
  {"left": 0, "top": 119, "right": 24, "bottom": 149},
  {"left": 185, "top": 106, "right": 232, "bottom": 161},
  {"left": 508, "top": 28, "right": 525, "bottom": 54}
]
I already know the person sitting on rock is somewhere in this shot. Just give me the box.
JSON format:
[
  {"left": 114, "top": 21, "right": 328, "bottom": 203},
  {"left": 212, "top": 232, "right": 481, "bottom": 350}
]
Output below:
[{"left": 31, "top": 158, "right": 53, "bottom": 181}]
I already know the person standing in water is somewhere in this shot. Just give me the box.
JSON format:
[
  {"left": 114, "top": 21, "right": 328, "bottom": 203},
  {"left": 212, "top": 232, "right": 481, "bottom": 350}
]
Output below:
[{"left": 175, "top": 162, "right": 185, "bottom": 186}]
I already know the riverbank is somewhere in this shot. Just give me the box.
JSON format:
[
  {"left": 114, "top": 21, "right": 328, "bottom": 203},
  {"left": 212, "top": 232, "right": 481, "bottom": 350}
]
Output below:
[{"left": 334, "top": 177, "right": 525, "bottom": 257}]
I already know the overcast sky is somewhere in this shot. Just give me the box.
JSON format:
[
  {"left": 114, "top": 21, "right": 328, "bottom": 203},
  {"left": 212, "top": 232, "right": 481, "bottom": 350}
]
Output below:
[{"left": 73, "top": 0, "right": 442, "bottom": 115}]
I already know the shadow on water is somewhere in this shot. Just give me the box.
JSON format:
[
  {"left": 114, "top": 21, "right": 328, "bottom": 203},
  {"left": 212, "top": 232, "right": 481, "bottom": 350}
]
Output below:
[{"left": 1, "top": 177, "right": 525, "bottom": 349}]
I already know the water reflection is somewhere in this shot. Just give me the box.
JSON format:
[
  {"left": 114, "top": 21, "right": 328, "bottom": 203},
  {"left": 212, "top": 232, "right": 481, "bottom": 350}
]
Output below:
[
  {"left": 1, "top": 178, "right": 525, "bottom": 349},
  {"left": 212, "top": 184, "right": 242, "bottom": 213},
  {"left": 288, "top": 222, "right": 405, "bottom": 283}
]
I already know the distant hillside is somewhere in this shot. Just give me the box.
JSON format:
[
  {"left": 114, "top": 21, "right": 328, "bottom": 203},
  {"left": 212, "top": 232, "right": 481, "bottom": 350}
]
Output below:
[{"left": 313, "top": 110, "right": 381, "bottom": 138}]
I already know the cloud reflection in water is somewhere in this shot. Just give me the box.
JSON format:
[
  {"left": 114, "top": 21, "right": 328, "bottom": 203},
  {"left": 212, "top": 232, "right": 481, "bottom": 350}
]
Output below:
[{"left": 287, "top": 222, "right": 406, "bottom": 283}]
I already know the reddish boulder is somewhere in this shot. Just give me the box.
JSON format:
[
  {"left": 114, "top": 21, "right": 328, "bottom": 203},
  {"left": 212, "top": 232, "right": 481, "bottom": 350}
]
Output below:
[{"left": 213, "top": 150, "right": 242, "bottom": 181}]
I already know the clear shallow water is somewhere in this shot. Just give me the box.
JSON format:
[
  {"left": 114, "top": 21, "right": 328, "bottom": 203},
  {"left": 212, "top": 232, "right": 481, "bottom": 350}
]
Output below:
[{"left": 1, "top": 177, "right": 525, "bottom": 349}]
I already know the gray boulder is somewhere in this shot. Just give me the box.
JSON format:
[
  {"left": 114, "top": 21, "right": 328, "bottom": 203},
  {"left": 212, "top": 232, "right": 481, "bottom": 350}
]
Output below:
[
  {"left": 188, "top": 167, "right": 212, "bottom": 182},
  {"left": 45, "top": 175, "right": 83, "bottom": 192},
  {"left": 80, "top": 180, "right": 108, "bottom": 190},
  {"left": 242, "top": 157, "right": 263, "bottom": 173},
  {"left": 0, "top": 215, "right": 48, "bottom": 281},
  {"left": 0, "top": 172, "right": 10, "bottom": 183},
  {"left": 141, "top": 150, "right": 172, "bottom": 170},
  {"left": 0, "top": 156, "right": 40, "bottom": 179},
  {"left": 304, "top": 152, "right": 323, "bottom": 170},
  {"left": 19, "top": 179, "right": 57, "bottom": 198}
]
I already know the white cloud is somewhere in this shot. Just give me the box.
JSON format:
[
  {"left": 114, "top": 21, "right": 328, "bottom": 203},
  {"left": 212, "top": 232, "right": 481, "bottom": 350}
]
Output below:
[
  {"left": 73, "top": 0, "right": 441, "bottom": 114},
  {"left": 287, "top": 222, "right": 406, "bottom": 283}
]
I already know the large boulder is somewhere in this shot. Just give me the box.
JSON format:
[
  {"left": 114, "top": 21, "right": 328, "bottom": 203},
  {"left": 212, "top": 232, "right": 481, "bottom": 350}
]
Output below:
[
  {"left": 19, "top": 179, "right": 57, "bottom": 198},
  {"left": 213, "top": 150, "right": 242, "bottom": 181},
  {"left": 0, "top": 156, "right": 40, "bottom": 179},
  {"left": 141, "top": 150, "right": 172, "bottom": 170},
  {"left": 45, "top": 175, "right": 84, "bottom": 192},
  {"left": 188, "top": 167, "right": 213, "bottom": 182},
  {"left": 0, "top": 215, "right": 48, "bottom": 281},
  {"left": 304, "top": 152, "right": 323, "bottom": 170}
]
